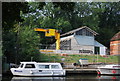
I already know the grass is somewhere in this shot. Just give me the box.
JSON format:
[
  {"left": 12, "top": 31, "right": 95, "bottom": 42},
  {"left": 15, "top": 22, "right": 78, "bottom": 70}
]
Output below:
[{"left": 40, "top": 53, "right": 120, "bottom": 64}]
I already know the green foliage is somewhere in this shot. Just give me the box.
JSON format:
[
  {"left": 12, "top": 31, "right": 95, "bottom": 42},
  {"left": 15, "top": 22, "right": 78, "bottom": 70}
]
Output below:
[
  {"left": 2, "top": 30, "right": 17, "bottom": 63},
  {"left": 2, "top": 2, "right": 120, "bottom": 63},
  {"left": 21, "top": 2, "right": 73, "bottom": 44},
  {"left": 2, "top": 2, "right": 28, "bottom": 30},
  {"left": 18, "top": 25, "right": 40, "bottom": 62},
  {"left": 96, "top": 28, "right": 116, "bottom": 47},
  {"left": 2, "top": 2, "right": 41, "bottom": 63}
]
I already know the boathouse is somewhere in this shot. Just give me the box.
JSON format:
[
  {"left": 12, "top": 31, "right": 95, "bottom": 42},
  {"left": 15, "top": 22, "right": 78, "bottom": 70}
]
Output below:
[
  {"left": 110, "top": 32, "right": 120, "bottom": 55},
  {"left": 60, "top": 26, "right": 106, "bottom": 55}
]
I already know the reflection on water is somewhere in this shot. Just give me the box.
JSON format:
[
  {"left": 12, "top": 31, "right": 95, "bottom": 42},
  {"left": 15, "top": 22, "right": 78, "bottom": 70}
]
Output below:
[
  {"left": 2, "top": 74, "right": 120, "bottom": 81},
  {"left": 11, "top": 77, "right": 65, "bottom": 81},
  {"left": 97, "top": 75, "right": 120, "bottom": 79}
]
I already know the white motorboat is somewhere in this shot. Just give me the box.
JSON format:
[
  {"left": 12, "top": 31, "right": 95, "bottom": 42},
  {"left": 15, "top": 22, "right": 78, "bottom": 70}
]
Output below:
[
  {"left": 97, "top": 64, "right": 120, "bottom": 75},
  {"left": 10, "top": 62, "right": 66, "bottom": 76}
]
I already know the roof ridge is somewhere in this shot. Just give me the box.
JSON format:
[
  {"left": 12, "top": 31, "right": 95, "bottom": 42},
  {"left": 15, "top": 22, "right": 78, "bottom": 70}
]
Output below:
[
  {"left": 111, "top": 31, "right": 120, "bottom": 41},
  {"left": 61, "top": 26, "right": 98, "bottom": 36}
]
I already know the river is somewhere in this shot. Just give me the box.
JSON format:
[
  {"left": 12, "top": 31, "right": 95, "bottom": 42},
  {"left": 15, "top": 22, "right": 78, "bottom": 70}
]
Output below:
[{"left": 1, "top": 74, "right": 120, "bottom": 81}]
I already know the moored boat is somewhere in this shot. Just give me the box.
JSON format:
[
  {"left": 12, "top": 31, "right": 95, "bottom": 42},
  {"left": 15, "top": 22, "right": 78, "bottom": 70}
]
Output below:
[
  {"left": 10, "top": 62, "right": 66, "bottom": 76},
  {"left": 97, "top": 64, "right": 120, "bottom": 75}
]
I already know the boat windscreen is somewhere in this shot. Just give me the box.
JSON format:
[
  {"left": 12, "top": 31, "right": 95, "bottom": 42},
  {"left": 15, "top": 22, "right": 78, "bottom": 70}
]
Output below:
[
  {"left": 19, "top": 63, "right": 24, "bottom": 68},
  {"left": 25, "top": 64, "right": 35, "bottom": 68}
]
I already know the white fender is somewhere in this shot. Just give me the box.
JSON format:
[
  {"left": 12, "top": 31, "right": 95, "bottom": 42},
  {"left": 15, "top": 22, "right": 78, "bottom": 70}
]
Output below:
[
  {"left": 51, "top": 71, "right": 54, "bottom": 75},
  {"left": 30, "top": 70, "right": 33, "bottom": 74}
]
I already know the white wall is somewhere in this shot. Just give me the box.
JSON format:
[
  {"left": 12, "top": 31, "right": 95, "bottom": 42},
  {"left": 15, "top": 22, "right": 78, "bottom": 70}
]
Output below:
[
  {"left": 60, "top": 35, "right": 74, "bottom": 41},
  {"left": 95, "top": 41, "right": 106, "bottom": 55},
  {"left": 100, "top": 47, "right": 106, "bottom": 55}
]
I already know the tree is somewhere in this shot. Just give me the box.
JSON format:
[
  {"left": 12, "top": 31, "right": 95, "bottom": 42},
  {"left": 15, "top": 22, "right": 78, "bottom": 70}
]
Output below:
[
  {"left": 96, "top": 2, "right": 120, "bottom": 47},
  {"left": 21, "top": 2, "right": 73, "bottom": 45},
  {"left": 74, "top": 2, "right": 120, "bottom": 48},
  {"left": 18, "top": 24, "right": 40, "bottom": 62},
  {"left": 2, "top": 2, "right": 41, "bottom": 63},
  {"left": 2, "top": 2, "right": 28, "bottom": 30}
]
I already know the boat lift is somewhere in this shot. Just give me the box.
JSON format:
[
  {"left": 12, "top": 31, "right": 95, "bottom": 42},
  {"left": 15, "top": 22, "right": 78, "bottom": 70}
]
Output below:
[{"left": 34, "top": 28, "right": 60, "bottom": 50}]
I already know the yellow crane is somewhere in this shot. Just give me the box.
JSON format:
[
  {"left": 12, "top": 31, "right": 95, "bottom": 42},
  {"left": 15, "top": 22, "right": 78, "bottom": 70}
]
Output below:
[{"left": 34, "top": 28, "right": 60, "bottom": 50}]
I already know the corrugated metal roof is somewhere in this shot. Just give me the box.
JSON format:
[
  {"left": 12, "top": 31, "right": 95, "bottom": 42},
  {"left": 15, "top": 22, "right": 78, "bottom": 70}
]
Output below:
[
  {"left": 94, "top": 40, "right": 105, "bottom": 47},
  {"left": 111, "top": 31, "right": 120, "bottom": 41},
  {"left": 60, "top": 26, "right": 98, "bottom": 36}
]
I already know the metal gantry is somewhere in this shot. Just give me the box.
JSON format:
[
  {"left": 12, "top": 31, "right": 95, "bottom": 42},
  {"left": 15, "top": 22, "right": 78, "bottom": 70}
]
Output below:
[{"left": 34, "top": 28, "right": 60, "bottom": 50}]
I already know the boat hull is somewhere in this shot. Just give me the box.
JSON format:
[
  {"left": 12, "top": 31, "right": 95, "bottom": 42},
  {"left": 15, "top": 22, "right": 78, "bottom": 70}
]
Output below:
[
  {"left": 98, "top": 68, "right": 120, "bottom": 75},
  {"left": 11, "top": 68, "right": 66, "bottom": 76}
]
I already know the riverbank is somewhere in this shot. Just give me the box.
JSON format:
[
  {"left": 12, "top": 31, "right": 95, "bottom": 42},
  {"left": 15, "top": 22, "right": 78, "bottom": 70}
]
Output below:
[{"left": 40, "top": 53, "right": 119, "bottom": 64}]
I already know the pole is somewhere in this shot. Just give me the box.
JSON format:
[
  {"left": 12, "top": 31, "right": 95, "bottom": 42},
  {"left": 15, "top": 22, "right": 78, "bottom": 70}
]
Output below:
[
  {"left": 97, "top": 52, "right": 98, "bottom": 63},
  {"left": 31, "top": 57, "right": 33, "bottom": 62},
  {"left": 55, "top": 32, "right": 60, "bottom": 50}
]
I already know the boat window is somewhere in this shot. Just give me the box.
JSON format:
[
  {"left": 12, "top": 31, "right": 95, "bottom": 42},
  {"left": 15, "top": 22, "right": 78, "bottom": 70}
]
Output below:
[
  {"left": 25, "top": 64, "right": 35, "bottom": 68},
  {"left": 19, "top": 64, "right": 24, "bottom": 68},
  {"left": 51, "top": 65, "right": 60, "bottom": 69},
  {"left": 38, "top": 65, "right": 49, "bottom": 69}
]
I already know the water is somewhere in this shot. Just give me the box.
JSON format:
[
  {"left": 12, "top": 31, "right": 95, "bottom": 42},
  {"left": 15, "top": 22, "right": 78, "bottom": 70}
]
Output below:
[{"left": 1, "top": 74, "right": 120, "bottom": 81}]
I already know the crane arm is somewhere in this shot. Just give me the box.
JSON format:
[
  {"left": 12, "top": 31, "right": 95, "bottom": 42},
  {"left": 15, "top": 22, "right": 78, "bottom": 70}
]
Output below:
[
  {"left": 34, "top": 28, "right": 47, "bottom": 32},
  {"left": 34, "top": 28, "right": 56, "bottom": 37},
  {"left": 34, "top": 28, "right": 60, "bottom": 50}
]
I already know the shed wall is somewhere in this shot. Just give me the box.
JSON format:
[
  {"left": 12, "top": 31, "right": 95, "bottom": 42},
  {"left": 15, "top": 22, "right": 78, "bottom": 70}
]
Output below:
[
  {"left": 60, "top": 34, "right": 106, "bottom": 55},
  {"left": 100, "top": 47, "right": 106, "bottom": 55},
  {"left": 110, "top": 40, "right": 120, "bottom": 55}
]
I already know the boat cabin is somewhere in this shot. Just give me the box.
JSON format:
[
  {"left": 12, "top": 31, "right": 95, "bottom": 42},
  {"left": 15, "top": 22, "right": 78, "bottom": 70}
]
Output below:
[{"left": 18, "top": 62, "right": 63, "bottom": 70}]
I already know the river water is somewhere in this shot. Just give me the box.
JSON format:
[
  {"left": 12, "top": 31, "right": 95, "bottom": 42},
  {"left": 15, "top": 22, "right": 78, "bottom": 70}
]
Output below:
[{"left": 1, "top": 74, "right": 120, "bottom": 81}]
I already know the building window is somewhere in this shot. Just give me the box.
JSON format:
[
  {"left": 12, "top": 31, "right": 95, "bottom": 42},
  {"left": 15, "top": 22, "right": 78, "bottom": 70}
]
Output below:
[
  {"left": 75, "top": 29, "right": 93, "bottom": 36},
  {"left": 60, "top": 39, "right": 71, "bottom": 50},
  {"left": 82, "top": 29, "right": 86, "bottom": 36},
  {"left": 79, "top": 50, "right": 93, "bottom": 54},
  {"left": 76, "top": 30, "right": 82, "bottom": 35}
]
